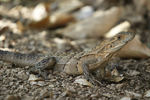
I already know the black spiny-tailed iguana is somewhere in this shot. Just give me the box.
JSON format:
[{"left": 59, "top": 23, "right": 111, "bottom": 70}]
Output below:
[{"left": 0, "top": 31, "right": 135, "bottom": 84}]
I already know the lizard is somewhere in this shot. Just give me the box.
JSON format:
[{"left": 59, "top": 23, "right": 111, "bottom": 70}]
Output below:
[{"left": 0, "top": 31, "right": 135, "bottom": 84}]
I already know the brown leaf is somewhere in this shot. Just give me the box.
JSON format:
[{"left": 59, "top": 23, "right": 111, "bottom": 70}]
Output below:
[
  {"left": 0, "top": 26, "right": 9, "bottom": 35},
  {"left": 105, "top": 21, "right": 131, "bottom": 38},
  {"left": 116, "top": 37, "right": 150, "bottom": 58},
  {"left": 144, "top": 89, "right": 150, "bottom": 97},
  {"left": 104, "top": 76, "right": 124, "bottom": 82},
  {"left": 111, "top": 68, "right": 119, "bottom": 76},
  {"left": 125, "top": 90, "right": 142, "bottom": 98},
  {"left": 49, "top": 13, "right": 75, "bottom": 29},
  {"left": 28, "top": 15, "right": 50, "bottom": 30},
  {"left": 29, "top": 13, "right": 74, "bottom": 30},
  {"left": 73, "top": 79, "right": 94, "bottom": 87},
  {"left": 32, "top": 3, "right": 50, "bottom": 21},
  {"left": 17, "top": 21, "right": 26, "bottom": 32},
  {"left": 28, "top": 74, "right": 44, "bottom": 81},
  {"left": 106, "top": 69, "right": 111, "bottom": 77},
  {"left": 62, "top": 7, "right": 122, "bottom": 39}
]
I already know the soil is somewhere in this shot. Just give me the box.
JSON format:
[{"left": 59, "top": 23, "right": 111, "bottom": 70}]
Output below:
[{"left": 0, "top": 0, "right": 150, "bottom": 100}]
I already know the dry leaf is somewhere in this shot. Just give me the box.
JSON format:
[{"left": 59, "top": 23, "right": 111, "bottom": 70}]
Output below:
[
  {"left": 144, "top": 89, "right": 150, "bottom": 97},
  {"left": 28, "top": 15, "right": 50, "bottom": 30},
  {"left": 104, "top": 76, "right": 124, "bottom": 82},
  {"left": 48, "top": 83, "right": 55, "bottom": 88},
  {"left": 55, "top": 0, "right": 83, "bottom": 14},
  {"left": 116, "top": 37, "right": 150, "bottom": 58},
  {"left": 0, "top": 35, "right": 6, "bottom": 41},
  {"left": 74, "top": 79, "right": 94, "bottom": 87},
  {"left": 61, "top": 90, "right": 76, "bottom": 97},
  {"left": 106, "top": 69, "right": 111, "bottom": 77},
  {"left": 146, "top": 66, "right": 150, "bottom": 73},
  {"left": 32, "top": 3, "right": 50, "bottom": 21},
  {"left": 62, "top": 7, "right": 122, "bottom": 39},
  {"left": 29, "top": 3, "right": 51, "bottom": 30},
  {"left": 75, "top": 6, "right": 94, "bottom": 20},
  {"left": 125, "top": 90, "right": 142, "bottom": 98},
  {"left": 17, "top": 21, "right": 26, "bottom": 32},
  {"left": 0, "top": 26, "right": 9, "bottom": 35},
  {"left": 29, "top": 13, "right": 74, "bottom": 30},
  {"left": 49, "top": 13, "right": 75, "bottom": 29},
  {"left": 30, "top": 81, "right": 48, "bottom": 86},
  {"left": 105, "top": 21, "right": 131, "bottom": 38},
  {"left": 28, "top": 74, "right": 44, "bottom": 81},
  {"left": 120, "top": 97, "right": 132, "bottom": 100},
  {"left": 102, "top": 93, "right": 117, "bottom": 98},
  {"left": 129, "top": 70, "right": 140, "bottom": 76},
  {"left": 111, "top": 68, "right": 119, "bottom": 76}
]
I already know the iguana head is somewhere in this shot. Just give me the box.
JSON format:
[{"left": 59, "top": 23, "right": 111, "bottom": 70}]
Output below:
[
  {"left": 97, "top": 31, "right": 135, "bottom": 58},
  {"left": 104, "top": 31, "right": 135, "bottom": 52},
  {"left": 82, "top": 31, "right": 135, "bottom": 59}
]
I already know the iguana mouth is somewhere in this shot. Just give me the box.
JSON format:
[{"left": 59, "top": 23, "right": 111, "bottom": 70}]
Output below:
[{"left": 111, "top": 42, "right": 127, "bottom": 52}]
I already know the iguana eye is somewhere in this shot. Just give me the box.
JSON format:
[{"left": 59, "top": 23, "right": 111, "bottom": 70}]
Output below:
[
  {"left": 108, "top": 44, "right": 112, "bottom": 48},
  {"left": 118, "top": 36, "right": 121, "bottom": 40}
]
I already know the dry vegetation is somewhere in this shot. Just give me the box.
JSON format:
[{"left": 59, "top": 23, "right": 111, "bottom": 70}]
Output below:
[{"left": 0, "top": 0, "right": 150, "bottom": 100}]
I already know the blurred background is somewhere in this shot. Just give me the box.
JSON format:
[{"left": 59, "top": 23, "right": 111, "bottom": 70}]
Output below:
[{"left": 0, "top": 0, "right": 150, "bottom": 57}]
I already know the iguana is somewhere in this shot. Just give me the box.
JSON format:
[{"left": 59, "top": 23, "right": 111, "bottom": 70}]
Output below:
[{"left": 0, "top": 31, "right": 135, "bottom": 84}]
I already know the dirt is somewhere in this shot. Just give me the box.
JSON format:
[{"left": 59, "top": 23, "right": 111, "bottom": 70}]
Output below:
[{"left": 0, "top": 0, "right": 150, "bottom": 100}]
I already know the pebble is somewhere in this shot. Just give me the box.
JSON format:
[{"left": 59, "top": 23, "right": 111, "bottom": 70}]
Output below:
[{"left": 40, "top": 89, "right": 50, "bottom": 97}]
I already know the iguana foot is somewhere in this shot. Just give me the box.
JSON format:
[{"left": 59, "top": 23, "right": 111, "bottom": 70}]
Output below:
[
  {"left": 87, "top": 75, "right": 102, "bottom": 86},
  {"left": 40, "top": 71, "right": 49, "bottom": 79}
]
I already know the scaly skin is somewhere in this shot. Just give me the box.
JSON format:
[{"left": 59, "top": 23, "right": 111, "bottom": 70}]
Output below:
[{"left": 0, "top": 31, "right": 135, "bottom": 84}]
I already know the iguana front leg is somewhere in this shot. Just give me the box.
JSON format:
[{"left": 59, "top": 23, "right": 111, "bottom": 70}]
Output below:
[
  {"left": 29, "top": 57, "right": 56, "bottom": 79},
  {"left": 99, "top": 66, "right": 106, "bottom": 79},
  {"left": 82, "top": 59, "right": 102, "bottom": 85}
]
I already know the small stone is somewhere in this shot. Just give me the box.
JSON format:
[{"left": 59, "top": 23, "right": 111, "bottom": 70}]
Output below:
[
  {"left": 5, "top": 69, "right": 11, "bottom": 75},
  {"left": 11, "top": 69, "right": 18, "bottom": 73},
  {"left": 116, "top": 83, "right": 124, "bottom": 89},
  {"left": 146, "top": 66, "right": 150, "bottom": 72},
  {"left": 48, "top": 83, "right": 55, "bottom": 88},
  {"left": 37, "top": 81, "right": 47, "bottom": 86},
  {"left": 106, "top": 85, "right": 111, "bottom": 88},
  {"left": 110, "top": 86, "right": 115, "bottom": 90},
  {"left": 16, "top": 71, "right": 28, "bottom": 80},
  {"left": 68, "top": 88, "right": 76, "bottom": 93},
  {"left": 35, "top": 96, "right": 43, "bottom": 100},
  {"left": 40, "top": 89, "right": 49, "bottom": 97},
  {"left": 78, "top": 91, "right": 82, "bottom": 95},
  {"left": 111, "top": 84, "right": 115, "bottom": 87},
  {"left": 32, "top": 89, "right": 41, "bottom": 96},
  {"left": 18, "top": 85, "right": 24, "bottom": 90},
  {"left": 130, "top": 70, "right": 140, "bottom": 76},
  {"left": 0, "top": 69, "right": 5, "bottom": 75},
  {"left": 91, "top": 94, "right": 98, "bottom": 98},
  {"left": 61, "top": 91, "right": 67, "bottom": 97},
  {"left": 80, "top": 95, "right": 86, "bottom": 99},
  {"left": 9, "top": 82, "right": 14, "bottom": 86}
]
